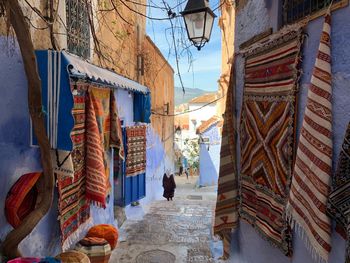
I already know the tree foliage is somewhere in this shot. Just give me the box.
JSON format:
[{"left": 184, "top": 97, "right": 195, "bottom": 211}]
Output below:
[{"left": 183, "top": 138, "right": 199, "bottom": 170}]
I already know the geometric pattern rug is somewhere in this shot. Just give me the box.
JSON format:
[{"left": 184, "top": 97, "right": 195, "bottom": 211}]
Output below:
[
  {"left": 126, "top": 126, "right": 147, "bottom": 177},
  {"left": 240, "top": 29, "right": 302, "bottom": 257},
  {"left": 58, "top": 82, "right": 91, "bottom": 250}
]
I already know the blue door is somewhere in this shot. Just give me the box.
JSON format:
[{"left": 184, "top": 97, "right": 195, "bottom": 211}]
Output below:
[{"left": 114, "top": 128, "right": 146, "bottom": 207}]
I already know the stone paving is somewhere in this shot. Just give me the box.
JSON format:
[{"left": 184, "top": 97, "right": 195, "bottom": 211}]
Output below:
[{"left": 110, "top": 176, "right": 222, "bottom": 263}]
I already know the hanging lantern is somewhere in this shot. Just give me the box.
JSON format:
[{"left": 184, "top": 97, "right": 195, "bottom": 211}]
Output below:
[{"left": 180, "top": 0, "right": 217, "bottom": 50}]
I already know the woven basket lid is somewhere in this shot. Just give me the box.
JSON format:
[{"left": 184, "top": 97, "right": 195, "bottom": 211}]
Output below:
[{"left": 56, "top": 250, "right": 90, "bottom": 263}]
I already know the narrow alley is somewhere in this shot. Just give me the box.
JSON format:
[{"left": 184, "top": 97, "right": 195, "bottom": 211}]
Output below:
[{"left": 111, "top": 176, "right": 220, "bottom": 263}]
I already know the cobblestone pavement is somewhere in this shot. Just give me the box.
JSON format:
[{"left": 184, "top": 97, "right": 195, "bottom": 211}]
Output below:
[{"left": 110, "top": 176, "right": 222, "bottom": 263}]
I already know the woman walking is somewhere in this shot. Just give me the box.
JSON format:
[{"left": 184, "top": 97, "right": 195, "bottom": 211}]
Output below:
[{"left": 162, "top": 170, "right": 176, "bottom": 201}]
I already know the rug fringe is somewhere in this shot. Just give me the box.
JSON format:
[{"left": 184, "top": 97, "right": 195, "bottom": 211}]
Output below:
[
  {"left": 286, "top": 210, "right": 328, "bottom": 263},
  {"left": 62, "top": 217, "right": 93, "bottom": 251}
]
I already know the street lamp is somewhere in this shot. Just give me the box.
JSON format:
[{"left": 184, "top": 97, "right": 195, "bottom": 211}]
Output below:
[{"left": 180, "top": 0, "right": 217, "bottom": 51}]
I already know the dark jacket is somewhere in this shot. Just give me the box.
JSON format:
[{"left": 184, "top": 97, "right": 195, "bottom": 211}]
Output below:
[{"left": 162, "top": 174, "right": 176, "bottom": 198}]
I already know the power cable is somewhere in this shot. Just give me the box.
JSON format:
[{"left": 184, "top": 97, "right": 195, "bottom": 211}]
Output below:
[
  {"left": 170, "top": 0, "right": 187, "bottom": 10},
  {"left": 119, "top": 0, "right": 178, "bottom": 20},
  {"left": 160, "top": 0, "right": 188, "bottom": 94},
  {"left": 125, "top": 0, "right": 167, "bottom": 10}
]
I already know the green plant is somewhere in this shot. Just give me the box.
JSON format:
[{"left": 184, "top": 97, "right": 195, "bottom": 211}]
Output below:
[{"left": 183, "top": 138, "right": 199, "bottom": 170}]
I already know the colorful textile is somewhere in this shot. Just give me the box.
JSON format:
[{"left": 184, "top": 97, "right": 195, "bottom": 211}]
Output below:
[
  {"left": 8, "top": 258, "right": 41, "bottom": 263},
  {"left": 89, "top": 88, "right": 112, "bottom": 151},
  {"left": 213, "top": 62, "right": 239, "bottom": 259},
  {"left": 75, "top": 237, "right": 111, "bottom": 263},
  {"left": 240, "top": 29, "right": 302, "bottom": 256},
  {"left": 133, "top": 92, "right": 151, "bottom": 123},
  {"left": 5, "top": 172, "right": 42, "bottom": 228},
  {"left": 39, "top": 258, "right": 61, "bottom": 263},
  {"left": 125, "top": 126, "right": 147, "bottom": 177},
  {"left": 110, "top": 90, "right": 125, "bottom": 160},
  {"left": 56, "top": 251, "right": 90, "bottom": 263},
  {"left": 86, "top": 224, "right": 119, "bottom": 249},
  {"left": 286, "top": 13, "right": 333, "bottom": 262},
  {"left": 51, "top": 150, "right": 74, "bottom": 179},
  {"left": 7, "top": 258, "right": 60, "bottom": 263},
  {"left": 85, "top": 89, "right": 108, "bottom": 208},
  {"left": 31, "top": 51, "right": 75, "bottom": 151},
  {"left": 86, "top": 88, "right": 124, "bottom": 207},
  {"left": 58, "top": 83, "right": 90, "bottom": 250},
  {"left": 328, "top": 122, "right": 350, "bottom": 262}
]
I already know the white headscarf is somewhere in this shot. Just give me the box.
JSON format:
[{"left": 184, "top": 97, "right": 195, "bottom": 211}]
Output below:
[{"left": 166, "top": 169, "right": 171, "bottom": 178}]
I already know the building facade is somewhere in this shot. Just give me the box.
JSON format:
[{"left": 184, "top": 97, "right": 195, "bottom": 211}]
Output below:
[
  {"left": 188, "top": 93, "right": 218, "bottom": 134},
  {"left": 197, "top": 116, "right": 222, "bottom": 187},
  {"left": 217, "top": 0, "right": 235, "bottom": 118},
  {"left": 0, "top": 0, "right": 174, "bottom": 257},
  {"left": 218, "top": 1, "right": 350, "bottom": 262}
]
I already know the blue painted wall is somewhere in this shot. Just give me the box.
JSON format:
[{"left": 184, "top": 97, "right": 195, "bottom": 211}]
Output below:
[
  {"left": 0, "top": 36, "right": 172, "bottom": 256},
  {"left": 199, "top": 144, "right": 221, "bottom": 186},
  {"left": 115, "top": 89, "right": 134, "bottom": 127},
  {"left": 199, "top": 125, "right": 221, "bottom": 186},
  {"left": 229, "top": 1, "right": 350, "bottom": 262},
  {"left": 0, "top": 37, "right": 117, "bottom": 256}
]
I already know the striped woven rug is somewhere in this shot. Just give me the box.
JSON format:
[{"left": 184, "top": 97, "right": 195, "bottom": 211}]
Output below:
[
  {"left": 214, "top": 61, "right": 239, "bottom": 259},
  {"left": 85, "top": 89, "right": 107, "bottom": 208},
  {"left": 287, "top": 12, "right": 333, "bottom": 262},
  {"left": 58, "top": 82, "right": 91, "bottom": 250}
]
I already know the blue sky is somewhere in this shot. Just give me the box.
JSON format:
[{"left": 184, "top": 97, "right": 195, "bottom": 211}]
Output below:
[{"left": 146, "top": 1, "right": 222, "bottom": 92}]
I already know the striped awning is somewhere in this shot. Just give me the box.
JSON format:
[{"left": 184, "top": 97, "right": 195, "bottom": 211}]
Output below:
[{"left": 63, "top": 51, "right": 149, "bottom": 94}]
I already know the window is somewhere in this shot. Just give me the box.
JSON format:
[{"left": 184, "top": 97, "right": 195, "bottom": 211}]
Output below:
[
  {"left": 283, "top": 0, "right": 348, "bottom": 25},
  {"left": 66, "top": 0, "right": 90, "bottom": 59}
]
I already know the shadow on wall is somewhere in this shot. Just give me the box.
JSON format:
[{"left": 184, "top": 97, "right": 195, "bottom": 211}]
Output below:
[{"left": 199, "top": 143, "right": 221, "bottom": 187}]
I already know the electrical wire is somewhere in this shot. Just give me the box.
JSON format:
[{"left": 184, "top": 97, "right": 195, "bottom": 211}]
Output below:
[
  {"left": 125, "top": 0, "right": 167, "bottom": 10},
  {"left": 119, "top": 0, "right": 177, "bottom": 20},
  {"left": 170, "top": 0, "right": 187, "bottom": 10},
  {"left": 157, "top": 0, "right": 192, "bottom": 94}
]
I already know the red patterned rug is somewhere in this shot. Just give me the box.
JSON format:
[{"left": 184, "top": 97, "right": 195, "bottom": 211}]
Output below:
[
  {"left": 240, "top": 29, "right": 302, "bottom": 256},
  {"left": 126, "top": 126, "right": 147, "bottom": 177},
  {"left": 58, "top": 82, "right": 90, "bottom": 250},
  {"left": 86, "top": 87, "right": 124, "bottom": 208}
]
